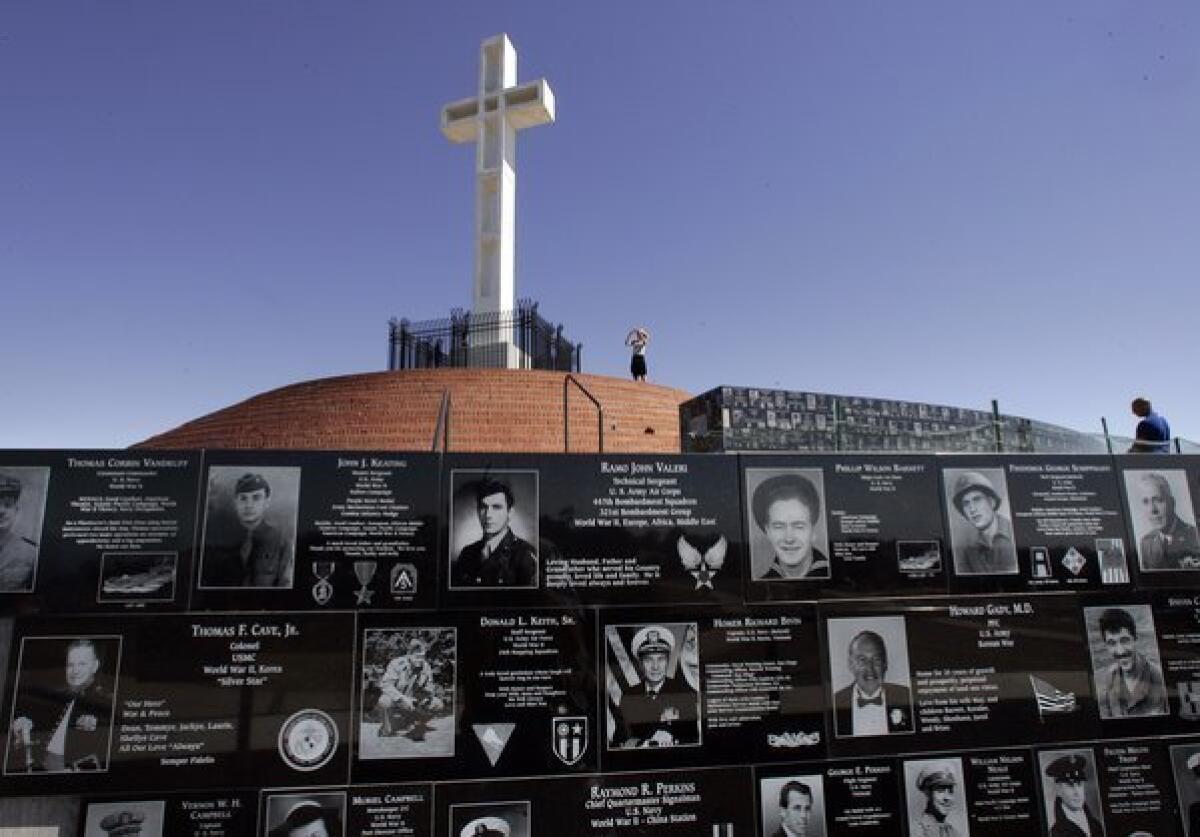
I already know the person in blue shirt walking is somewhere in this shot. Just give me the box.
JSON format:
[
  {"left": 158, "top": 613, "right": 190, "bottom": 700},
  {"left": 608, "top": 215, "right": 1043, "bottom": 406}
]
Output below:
[{"left": 1130, "top": 398, "right": 1171, "bottom": 453}]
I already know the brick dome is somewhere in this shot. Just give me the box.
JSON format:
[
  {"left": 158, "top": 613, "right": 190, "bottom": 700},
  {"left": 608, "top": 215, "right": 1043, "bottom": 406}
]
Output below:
[{"left": 135, "top": 369, "right": 692, "bottom": 453}]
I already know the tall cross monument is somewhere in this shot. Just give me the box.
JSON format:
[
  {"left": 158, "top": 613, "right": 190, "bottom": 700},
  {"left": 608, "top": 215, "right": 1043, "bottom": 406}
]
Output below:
[{"left": 441, "top": 34, "right": 555, "bottom": 368}]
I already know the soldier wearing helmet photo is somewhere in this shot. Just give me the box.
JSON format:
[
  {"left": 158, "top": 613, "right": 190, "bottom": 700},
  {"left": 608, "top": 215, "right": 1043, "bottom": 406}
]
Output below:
[
  {"left": 944, "top": 468, "right": 1018, "bottom": 576},
  {"left": 609, "top": 624, "right": 699, "bottom": 749}
]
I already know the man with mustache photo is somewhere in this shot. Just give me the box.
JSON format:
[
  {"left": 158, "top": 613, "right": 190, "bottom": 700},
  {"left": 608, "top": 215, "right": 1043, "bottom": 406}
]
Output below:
[{"left": 1090, "top": 606, "right": 1167, "bottom": 719}]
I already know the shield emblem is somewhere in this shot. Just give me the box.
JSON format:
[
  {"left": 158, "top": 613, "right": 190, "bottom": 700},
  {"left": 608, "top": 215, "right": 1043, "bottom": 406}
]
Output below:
[{"left": 552, "top": 716, "right": 588, "bottom": 766}]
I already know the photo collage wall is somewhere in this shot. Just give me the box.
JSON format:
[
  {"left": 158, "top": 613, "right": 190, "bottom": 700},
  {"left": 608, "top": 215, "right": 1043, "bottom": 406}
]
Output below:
[{"left": 3, "top": 449, "right": 1200, "bottom": 835}]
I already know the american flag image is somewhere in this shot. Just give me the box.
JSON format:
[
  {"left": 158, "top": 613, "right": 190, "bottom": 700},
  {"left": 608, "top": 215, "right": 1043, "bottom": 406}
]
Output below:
[{"left": 1030, "top": 674, "right": 1077, "bottom": 716}]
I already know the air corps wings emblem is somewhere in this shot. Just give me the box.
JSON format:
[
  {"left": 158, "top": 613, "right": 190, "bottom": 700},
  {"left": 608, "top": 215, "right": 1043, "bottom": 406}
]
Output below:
[{"left": 552, "top": 716, "right": 588, "bottom": 766}]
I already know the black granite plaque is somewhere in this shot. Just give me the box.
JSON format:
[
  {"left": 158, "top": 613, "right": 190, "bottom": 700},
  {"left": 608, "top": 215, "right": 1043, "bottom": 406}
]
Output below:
[
  {"left": 823, "top": 596, "right": 1099, "bottom": 758},
  {"left": 1, "top": 613, "right": 353, "bottom": 794},
  {"left": 1117, "top": 455, "right": 1200, "bottom": 590},
  {"left": 741, "top": 454, "right": 946, "bottom": 601},
  {"left": 1140, "top": 591, "right": 1200, "bottom": 734},
  {"left": 1169, "top": 738, "right": 1200, "bottom": 836},
  {"left": 759, "top": 757, "right": 903, "bottom": 837},
  {"left": 441, "top": 453, "right": 744, "bottom": 609},
  {"left": 191, "top": 451, "right": 439, "bottom": 612},
  {"left": 352, "top": 609, "right": 596, "bottom": 783},
  {"left": 433, "top": 766, "right": 755, "bottom": 835},
  {"left": 0, "top": 450, "right": 200, "bottom": 615},
  {"left": 79, "top": 791, "right": 257, "bottom": 836},
  {"left": 600, "top": 604, "right": 825, "bottom": 773},
  {"left": 941, "top": 456, "right": 1132, "bottom": 593},
  {"left": 345, "top": 785, "right": 432, "bottom": 837},
  {"left": 1035, "top": 741, "right": 1177, "bottom": 837}
]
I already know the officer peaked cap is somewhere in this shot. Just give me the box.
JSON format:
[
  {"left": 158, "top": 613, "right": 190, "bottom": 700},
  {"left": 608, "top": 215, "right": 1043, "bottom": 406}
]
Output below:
[
  {"left": 1045, "top": 754, "right": 1089, "bottom": 783},
  {"left": 631, "top": 625, "right": 675, "bottom": 658}
]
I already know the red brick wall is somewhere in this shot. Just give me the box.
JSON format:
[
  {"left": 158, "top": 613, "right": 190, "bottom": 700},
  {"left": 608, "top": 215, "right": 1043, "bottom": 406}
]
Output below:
[{"left": 134, "top": 369, "right": 692, "bottom": 453}]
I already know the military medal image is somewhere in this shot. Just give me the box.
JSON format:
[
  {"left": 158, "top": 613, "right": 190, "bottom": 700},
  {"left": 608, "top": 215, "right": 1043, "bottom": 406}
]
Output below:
[
  {"left": 311, "top": 562, "right": 335, "bottom": 605},
  {"left": 278, "top": 709, "right": 338, "bottom": 772},
  {"left": 354, "top": 560, "right": 377, "bottom": 605}
]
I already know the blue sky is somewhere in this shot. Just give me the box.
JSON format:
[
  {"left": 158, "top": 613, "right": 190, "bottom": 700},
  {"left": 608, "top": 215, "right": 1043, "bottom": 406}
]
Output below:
[{"left": 2, "top": 2, "right": 1197, "bottom": 448}]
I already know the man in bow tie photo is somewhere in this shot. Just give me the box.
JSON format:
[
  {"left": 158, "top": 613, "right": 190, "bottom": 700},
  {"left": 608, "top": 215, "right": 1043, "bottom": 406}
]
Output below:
[{"left": 833, "top": 627, "right": 914, "bottom": 737}]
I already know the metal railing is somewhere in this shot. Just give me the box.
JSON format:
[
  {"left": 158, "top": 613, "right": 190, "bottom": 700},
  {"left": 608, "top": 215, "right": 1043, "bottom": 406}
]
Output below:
[
  {"left": 388, "top": 300, "right": 581, "bottom": 372},
  {"left": 431, "top": 391, "right": 451, "bottom": 453},
  {"left": 564, "top": 374, "right": 604, "bottom": 453}
]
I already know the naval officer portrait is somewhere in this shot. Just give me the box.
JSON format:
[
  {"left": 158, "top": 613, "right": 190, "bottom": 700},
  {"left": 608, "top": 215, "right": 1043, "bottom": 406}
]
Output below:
[
  {"left": 199, "top": 466, "right": 300, "bottom": 589},
  {"left": 5, "top": 636, "right": 120, "bottom": 774},
  {"left": 828, "top": 616, "right": 914, "bottom": 738},
  {"left": 0, "top": 468, "right": 49, "bottom": 593},
  {"left": 746, "top": 469, "right": 831, "bottom": 581},
  {"left": 943, "top": 468, "right": 1018, "bottom": 576},
  {"left": 1124, "top": 469, "right": 1200, "bottom": 571},
  {"left": 606, "top": 623, "right": 701, "bottom": 749},
  {"left": 449, "top": 471, "right": 538, "bottom": 589},
  {"left": 1039, "top": 751, "right": 1106, "bottom": 837}
]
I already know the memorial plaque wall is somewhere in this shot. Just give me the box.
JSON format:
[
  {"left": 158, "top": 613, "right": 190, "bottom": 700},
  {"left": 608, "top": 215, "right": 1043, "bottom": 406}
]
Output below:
[{"left": 1, "top": 450, "right": 1199, "bottom": 836}]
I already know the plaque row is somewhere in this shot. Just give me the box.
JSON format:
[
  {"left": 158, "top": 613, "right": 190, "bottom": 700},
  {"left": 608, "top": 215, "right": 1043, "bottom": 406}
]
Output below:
[
  {"left": 3, "top": 450, "right": 1200, "bottom": 615},
  {"left": 5, "top": 592, "right": 1200, "bottom": 794},
  {"left": 6, "top": 738, "right": 1200, "bottom": 835}
]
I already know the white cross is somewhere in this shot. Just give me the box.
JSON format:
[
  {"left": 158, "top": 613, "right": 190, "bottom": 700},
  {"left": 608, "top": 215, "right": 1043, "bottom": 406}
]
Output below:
[{"left": 442, "top": 35, "right": 555, "bottom": 366}]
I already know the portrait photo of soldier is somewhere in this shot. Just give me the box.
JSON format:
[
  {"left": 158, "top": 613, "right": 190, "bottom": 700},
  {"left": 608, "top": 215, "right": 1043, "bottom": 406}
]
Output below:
[
  {"left": 943, "top": 468, "right": 1018, "bottom": 576},
  {"left": 1083, "top": 605, "right": 1168, "bottom": 719},
  {"left": 1037, "top": 750, "right": 1106, "bottom": 837},
  {"left": 746, "top": 468, "right": 831, "bottom": 581},
  {"left": 358, "top": 627, "right": 455, "bottom": 760},
  {"left": 759, "top": 774, "right": 827, "bottom": 837},
  {"left": 1169, "top": 744, "right": 1200, "bottom": 836},
  {"left": 448, "top": 470, "right": 539, "bottom": 590},
  {"left": 903, "top": 758, "right": 969, "bottom": 837},
  {"left": 0, "top": 467, "right": 50, "bottom": 593},
  {"left": 605, "top": 622, "right": 701, "bottom": 750},
  {"left": 263, "top": 793, "right": 345, "bottom": 837},
  {"left": 1123, "top": 469, "right": 1200, "bottom": 572},
  {"left": 5, "top": 635, "right": 121, "bottom": 774},
  {"left": 827, "top": 616, "right": 914, "bottom": 738},
  {"left": 198, "top": 466, "right": 300, "bottom": 589},
  {"left": 83, "top": 800, "right": 166, "bottom": 836}
]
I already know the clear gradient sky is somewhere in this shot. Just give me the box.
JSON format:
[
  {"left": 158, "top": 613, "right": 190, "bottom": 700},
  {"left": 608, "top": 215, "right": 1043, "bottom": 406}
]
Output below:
[{"left": 2, "top": 2, "right": 1198, "bottom": 448}]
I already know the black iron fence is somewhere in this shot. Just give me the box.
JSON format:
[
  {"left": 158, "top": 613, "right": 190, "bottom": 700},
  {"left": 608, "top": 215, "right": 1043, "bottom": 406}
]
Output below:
[{"left": 387, "top": 301, "right": 581, "bottom": 372}]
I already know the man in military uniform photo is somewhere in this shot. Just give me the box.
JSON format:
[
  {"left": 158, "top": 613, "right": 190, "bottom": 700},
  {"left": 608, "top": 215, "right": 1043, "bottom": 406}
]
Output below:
[
  {"left": 201, "top": 472, "right": 293, "bottom": 588},
  {"left": 1131, "top": 472, "right": 1200, "bottom": 571},
  {"left": 750, "top": 472, "right": 830, "bottom": 581},
  {"left": 948, "top": 470, "right": 1018, "bottom": 576},
  {"left": 7, "top": 637, "right": 115, "bottom": 773},
  {"left": 451, "top": 478, "right": 537, "bottom": 588},
  {"left": 1093, "top": 607, "right": 1167, "bottom": 718},
  {"left": 1184, "top": 751, "right": 1200, "bottom": 836},
  {"left": 611, "top": 625, "right": 699, "bottom": 748},
  {"left": 834, "top": 629, "right": 913, "bottom": 737},
  {"left": 0, "top": 472, "right": 38, "bottom": 592},
  {"left": 910, "top": 763, "right": 965, "bottom": 837},
  {"left": 1044, "top": 754, "right": 1105, "bottom": 837},
  {"left": 373, "top": 637, "right": 445, "bottom": 741}
]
